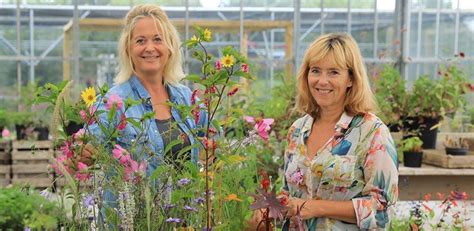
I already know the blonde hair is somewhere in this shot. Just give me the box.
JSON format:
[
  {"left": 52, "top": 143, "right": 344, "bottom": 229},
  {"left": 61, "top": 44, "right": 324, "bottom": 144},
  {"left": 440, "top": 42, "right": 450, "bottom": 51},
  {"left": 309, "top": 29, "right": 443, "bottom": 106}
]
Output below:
[
  {"left": 115, "top": 4, "right": 184, "bottom": 85},
  {"left": 295, "top": 33, "right": 377, "bottom": 119}
]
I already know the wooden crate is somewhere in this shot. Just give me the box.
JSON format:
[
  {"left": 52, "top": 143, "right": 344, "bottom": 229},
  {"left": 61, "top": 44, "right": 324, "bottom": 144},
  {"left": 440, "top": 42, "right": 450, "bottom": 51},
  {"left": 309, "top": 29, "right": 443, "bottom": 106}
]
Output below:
[
  {"left": 11, "top": 140, "right": 54, "bottom": 188},
  {"left": 0, "top": 165, "right": 11, "bottom": 187},
  {"left": 423, "top": 149, "right": 474, "bottom": 168},
  {"left": 0, "top": 140, "right": 11, "bottom": 164}
]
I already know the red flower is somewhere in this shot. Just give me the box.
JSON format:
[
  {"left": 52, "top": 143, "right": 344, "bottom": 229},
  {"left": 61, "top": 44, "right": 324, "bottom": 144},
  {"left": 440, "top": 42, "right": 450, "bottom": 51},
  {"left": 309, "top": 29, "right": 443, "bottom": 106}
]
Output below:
[
  {"left": 118, "top": 113, "right": 127, "bottom": 130},
  {"left": 241, "top": 63, "right": 249, "bottom": 73},
  {"left": 459, "top": 52, "right": 465, "bottom": 58},
  {"left": 227, "top": 86, "right": 239, "bottom": 96},
  {"left": 191, "top": 89, "right": 199, "bottom": 105}
]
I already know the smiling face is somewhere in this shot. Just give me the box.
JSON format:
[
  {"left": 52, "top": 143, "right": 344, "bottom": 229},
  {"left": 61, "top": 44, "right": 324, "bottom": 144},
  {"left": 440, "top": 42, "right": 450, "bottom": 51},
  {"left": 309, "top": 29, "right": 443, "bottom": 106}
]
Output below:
[
  {"left": 129, "top": 16, "right": 170, "bottom": 78},
  {"left": 307, "top": 52, "right": 353, "bottom": 112}
]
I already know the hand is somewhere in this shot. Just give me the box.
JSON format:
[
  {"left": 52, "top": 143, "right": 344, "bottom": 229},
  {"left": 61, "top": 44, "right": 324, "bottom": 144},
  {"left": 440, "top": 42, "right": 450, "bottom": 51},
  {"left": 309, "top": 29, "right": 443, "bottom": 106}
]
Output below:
[
  {"left": 77, "top": 143, "right": 96, "bottom": 166},
  {"left": 287, "top": 197, "right": 317, "bottom": 221}
]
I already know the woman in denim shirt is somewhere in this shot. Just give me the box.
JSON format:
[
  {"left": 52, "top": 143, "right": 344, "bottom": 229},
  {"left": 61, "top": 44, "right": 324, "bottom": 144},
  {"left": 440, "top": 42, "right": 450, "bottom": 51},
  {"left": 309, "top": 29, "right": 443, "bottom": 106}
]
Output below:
[{"left": 81, "top": 4, "right": 206, "bottom": 175}]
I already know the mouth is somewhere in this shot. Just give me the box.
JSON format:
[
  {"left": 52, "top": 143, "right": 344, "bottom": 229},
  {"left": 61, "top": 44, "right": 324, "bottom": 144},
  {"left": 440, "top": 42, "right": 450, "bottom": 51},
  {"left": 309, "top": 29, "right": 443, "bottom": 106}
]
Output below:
[
  {"left": 316, "top": 88, "right": 333, "bottom": 93},
  {"left": 141, "top": 55, "right": 160, "bottom": 60}
]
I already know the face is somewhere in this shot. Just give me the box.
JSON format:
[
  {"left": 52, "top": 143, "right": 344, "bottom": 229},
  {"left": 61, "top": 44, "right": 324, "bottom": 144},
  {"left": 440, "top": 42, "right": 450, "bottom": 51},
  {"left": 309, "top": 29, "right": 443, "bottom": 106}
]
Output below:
[
  {"left": 129, "top": 16, "right": 170, "bottom": 78},
  {"left": 307, "top": 53, "right": 353, "bottom": 111}
]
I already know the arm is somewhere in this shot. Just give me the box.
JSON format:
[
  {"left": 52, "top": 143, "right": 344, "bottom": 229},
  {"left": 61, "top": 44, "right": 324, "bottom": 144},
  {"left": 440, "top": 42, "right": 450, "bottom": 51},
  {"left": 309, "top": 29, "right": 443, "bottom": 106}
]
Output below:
[
  {"left": 351, "top": 123, "right": 399, "bottom": 229},
  {"left": 288, "top": 198, "right": 356, "bottom": 223}
]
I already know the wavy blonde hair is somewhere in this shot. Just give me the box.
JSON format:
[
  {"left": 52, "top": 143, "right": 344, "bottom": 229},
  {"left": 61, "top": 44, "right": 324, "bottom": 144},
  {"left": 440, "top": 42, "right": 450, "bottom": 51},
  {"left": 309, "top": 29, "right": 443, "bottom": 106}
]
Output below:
[
  {"left": 295, "top": 33, "right": 377, "bottom": 119},
  {"left": 115, "top": 4, "right": 184, "bottom": 85}
]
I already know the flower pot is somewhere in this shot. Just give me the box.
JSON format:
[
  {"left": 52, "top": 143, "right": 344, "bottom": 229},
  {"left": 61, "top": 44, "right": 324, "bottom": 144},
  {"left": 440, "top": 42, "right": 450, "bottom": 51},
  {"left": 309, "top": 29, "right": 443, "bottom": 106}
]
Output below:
[
  {"left": 65, "top": 121, "right": 83, "bottom": 136},
  {"left": 403, "top": 116, "right": 440, "bottom": 149},
  {"left": 445, "top": 147, "right": 468, "bottom": 156},
  {"left": 403, "top": 151, "right": 423, "bottom": 167},
  {"left": 15, "top": 124, "right": 27, "bottom": 140},
  {"left": 35, "top": 126, "right": 49, "bottom": 140}
]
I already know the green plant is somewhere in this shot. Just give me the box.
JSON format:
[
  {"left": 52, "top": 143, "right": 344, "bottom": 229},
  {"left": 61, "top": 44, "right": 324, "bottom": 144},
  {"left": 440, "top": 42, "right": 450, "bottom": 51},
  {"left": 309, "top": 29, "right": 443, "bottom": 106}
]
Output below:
[
  {"left": 0, "top": 186, "right": 64, "bottom": 230},
  {"left": 373, "top": 65, "right": 407, "bottom": 127},
  {"left": 399, "top": 137, "right": 423, "bottom": 153},
  {"left": 0, "top": 109, "right": 10, "bottom": 128},
  {"left": 407, "top": 64, "right": 469, "bottom": 120}
]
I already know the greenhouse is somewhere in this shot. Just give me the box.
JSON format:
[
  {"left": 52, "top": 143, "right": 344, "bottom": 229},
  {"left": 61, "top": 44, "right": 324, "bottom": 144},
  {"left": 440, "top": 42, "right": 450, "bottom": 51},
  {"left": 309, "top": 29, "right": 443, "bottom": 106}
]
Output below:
[{"left": 0, "top": 0, "right": 473, "bottom": 230}]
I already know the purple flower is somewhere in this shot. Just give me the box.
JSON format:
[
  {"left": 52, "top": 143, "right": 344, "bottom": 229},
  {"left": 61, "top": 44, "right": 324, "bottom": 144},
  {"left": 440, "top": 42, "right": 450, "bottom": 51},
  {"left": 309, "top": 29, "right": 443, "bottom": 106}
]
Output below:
[
  {"left": 177, "top": 178, "right": 191, "bottom": 187},
  {"left": 184, "top": 205, "right": 198, "bottom": 212},
  {"left": 194, "top": 197, "right": 205, "bottom": 204},
  {"left": 24, "top": 228, "right": 31, "bottom": 231},
  {"left": 166, "top": 217, "right": 182, "bottom": 223},
  {"left": 83, "top": 194, "right": 94, "bottom": 207},
  {"left": 164, "top": 203, "right": 176, "bottom": 210}
]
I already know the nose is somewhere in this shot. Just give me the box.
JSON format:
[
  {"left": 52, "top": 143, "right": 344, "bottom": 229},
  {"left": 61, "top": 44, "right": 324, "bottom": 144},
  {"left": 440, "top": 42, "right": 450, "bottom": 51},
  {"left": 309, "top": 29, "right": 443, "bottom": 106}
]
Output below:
[{"left": 144, "top": 41, "right": 154, "bottom": 52}]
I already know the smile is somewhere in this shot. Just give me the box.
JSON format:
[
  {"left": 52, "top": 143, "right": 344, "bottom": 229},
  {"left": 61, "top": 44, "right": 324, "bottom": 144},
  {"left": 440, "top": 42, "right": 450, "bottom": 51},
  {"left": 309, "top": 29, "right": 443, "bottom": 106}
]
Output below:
[{"left": 316, "top": 88, "right": 333, "bottom": 93}]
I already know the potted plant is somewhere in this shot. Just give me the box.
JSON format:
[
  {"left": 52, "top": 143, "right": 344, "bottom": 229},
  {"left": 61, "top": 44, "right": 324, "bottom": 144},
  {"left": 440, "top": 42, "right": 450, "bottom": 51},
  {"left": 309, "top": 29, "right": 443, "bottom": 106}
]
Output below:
[
  {"left": 373, "top": 65, "right": 407, "bottom": 132},
  {"left": 0, "top": 109, "right": 10, "bottom": 138},
  {"left": 399, "top": 137, "right": 424, "bottom": 167},
  {"left": 443, "top": 136, "right": 469, "bottom": 155},
  {"left": 404, "top": 62, "right": 470, "bottom": 149}
]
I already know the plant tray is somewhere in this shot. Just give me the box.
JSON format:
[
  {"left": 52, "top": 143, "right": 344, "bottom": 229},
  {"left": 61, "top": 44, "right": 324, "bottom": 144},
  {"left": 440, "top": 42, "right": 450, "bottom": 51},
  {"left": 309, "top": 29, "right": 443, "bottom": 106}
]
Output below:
[
  {"left": 0, "top": 141, "right": 11, "bottom": 164},
  {"left": 0, "top": 165, "right": 11, "bottom": 187},
  {"left": 12, "top": 140, "right": 53, "bottom": 164},
  {"left": 423, "top": 149, "right": 474, "bottom": 168}
]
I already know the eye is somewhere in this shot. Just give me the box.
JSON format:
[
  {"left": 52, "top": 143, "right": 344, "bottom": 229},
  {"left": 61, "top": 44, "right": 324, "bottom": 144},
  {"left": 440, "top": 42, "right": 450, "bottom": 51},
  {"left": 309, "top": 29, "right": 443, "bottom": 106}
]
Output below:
[
  {"left": 153, "top": 36, "right": 162, "bottom": 42},
  {"left": 329, "top": 70, "right": 339, "bottom": 76},
  {"left": 135, "top": 38, "right": 144, "bottom": 45},
  {"left": 310, "top": 67, "right": 320, "bottom": 74}
]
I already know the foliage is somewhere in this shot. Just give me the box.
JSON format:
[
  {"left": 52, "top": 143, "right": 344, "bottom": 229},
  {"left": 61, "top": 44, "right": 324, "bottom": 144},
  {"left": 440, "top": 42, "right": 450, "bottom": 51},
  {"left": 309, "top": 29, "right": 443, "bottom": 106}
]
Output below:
[
  {"left": 399, "top": 137, "right": 423, "bottom": 153},
  {"left": 0, "top": 186, "right": 64, "bottom": 230},
  {"left": 406, "top": 63, "right": 470, "bottom": 120},
  {"left": 0, "top": 109, "right": 10, "bottom": 128},
  {"left": 373, "top": 64, "right": 407, "bottom": 126},
  {"left": 443, "top": 136, "right": 469, "bottom": 149}
]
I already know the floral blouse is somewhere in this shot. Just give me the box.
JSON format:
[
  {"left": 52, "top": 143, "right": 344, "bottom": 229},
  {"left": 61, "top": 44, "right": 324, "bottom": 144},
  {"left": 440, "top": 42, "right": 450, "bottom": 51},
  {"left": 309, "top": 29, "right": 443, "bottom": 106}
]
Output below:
[{"left": 283, "top": 112, "right": 399, "bottom": 230}]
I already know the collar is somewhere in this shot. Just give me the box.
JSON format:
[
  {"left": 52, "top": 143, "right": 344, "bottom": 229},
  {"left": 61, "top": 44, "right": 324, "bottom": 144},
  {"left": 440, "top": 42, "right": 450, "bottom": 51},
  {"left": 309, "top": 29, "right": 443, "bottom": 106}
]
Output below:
[
  {"left": 301, "top": 111, "right": 354, "bottom": 135},
  {"left": 129, "top": 75, "right": 179, "bottom": 103}
]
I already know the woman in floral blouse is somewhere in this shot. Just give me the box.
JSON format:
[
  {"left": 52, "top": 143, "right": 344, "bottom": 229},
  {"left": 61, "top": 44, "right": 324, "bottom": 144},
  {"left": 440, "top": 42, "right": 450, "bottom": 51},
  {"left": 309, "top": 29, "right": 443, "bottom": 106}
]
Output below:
[{"left": 283, "top": 33, "right": 398, "bottom": 230}]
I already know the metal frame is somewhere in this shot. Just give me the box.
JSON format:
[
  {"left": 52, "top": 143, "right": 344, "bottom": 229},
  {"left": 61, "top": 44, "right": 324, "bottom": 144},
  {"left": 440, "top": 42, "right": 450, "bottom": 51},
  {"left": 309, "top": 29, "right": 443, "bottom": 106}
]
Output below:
[{"left": 1, "top": 0, "right": 474, "bottom": 98}]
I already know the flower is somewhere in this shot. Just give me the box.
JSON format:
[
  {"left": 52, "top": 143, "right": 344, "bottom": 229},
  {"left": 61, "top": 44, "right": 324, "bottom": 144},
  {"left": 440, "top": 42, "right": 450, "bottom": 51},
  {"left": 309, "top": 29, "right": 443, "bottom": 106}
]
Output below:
[
  {"left": 106, "top": 94, "right": 123, "bottom": 110},
  {"left": 227, "top": 85, "right": 239, "bottom": 96},
  {"left": 241, "top": 63, "right": 249, "bottom": 73},
  {"left": 191, "top": 35, "right": 200, "bottom": 42},
  {"left": 215, "top": 60, "right": 222, "bottom": 71},
  {"left": 203, "top": 28, "right": 212, "bottom": 41},
  {"left": 285, "top": 168, "right": 304, "bottom": 185},
  {"left": 112, "top": 144, "right": 132, "bottom": 165},
  {"left": 225, "top": 193, "right": 243, "bottom": 202},
  {"left": 243, "top": 116, "right": 274, "bottom": 141},
  {"left": 194, "top": 197, "right": 205, "bottom": 204},
  {"left": 118, "top": 113, "right": 127, "bottom": 130},
  {"left": 1, "top": 128, "right": 10, "bottom": 137},
  {"left": 166, "top": 217, "right": 182, "bottom": 223},
  {"left": 81, "top": 87, "right": 97, "bottom": 107},
  {"left": 177, "top": 178, "right": 191, "bottom": 187},
  {"left": 221, "top": 54, "right": 235, "bottom": 68},
  {"left": 184, "top": 205, "right": 198, "bottom": 212}
]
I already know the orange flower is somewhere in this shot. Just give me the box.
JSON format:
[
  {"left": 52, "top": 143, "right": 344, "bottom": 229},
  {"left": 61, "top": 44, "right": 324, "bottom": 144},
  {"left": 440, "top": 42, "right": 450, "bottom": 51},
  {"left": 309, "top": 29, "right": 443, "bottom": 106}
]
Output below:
[{"left": 225, "top": 193, "right": 242, "bottom": 202}]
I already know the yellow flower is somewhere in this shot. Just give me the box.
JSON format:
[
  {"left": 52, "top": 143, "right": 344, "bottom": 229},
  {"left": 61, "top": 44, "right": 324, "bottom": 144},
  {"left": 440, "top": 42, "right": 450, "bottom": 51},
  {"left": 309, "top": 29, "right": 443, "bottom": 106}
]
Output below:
[
  {"left": 225, "top": 193, "right": 242, "bottom": 202},
  {"left": 203, "top": 28, "right": 212, "bottom": 41},
  {"left": 221, "top": 54, "right": 235, "bottom": 68},
  {"left": 81, "top": 87, "right": 96, "bottom": 107},
  {"left": 191, "top": 35, "right": 200, "bottom": 42}
]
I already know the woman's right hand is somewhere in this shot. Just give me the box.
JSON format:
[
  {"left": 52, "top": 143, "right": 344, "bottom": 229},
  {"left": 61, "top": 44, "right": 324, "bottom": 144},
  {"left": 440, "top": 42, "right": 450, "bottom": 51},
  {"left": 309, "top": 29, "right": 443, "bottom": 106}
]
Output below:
[{"left": 77, "top": 143, "right": 96, "bottom": 166}]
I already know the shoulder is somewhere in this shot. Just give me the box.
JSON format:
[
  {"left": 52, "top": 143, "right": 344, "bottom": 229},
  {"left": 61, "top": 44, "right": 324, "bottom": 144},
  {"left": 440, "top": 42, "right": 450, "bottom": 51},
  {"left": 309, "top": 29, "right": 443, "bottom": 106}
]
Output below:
[
  {"left": 169, "top": 83, "right": 192, "bottom": 95},
  {"left": 287, "top": 114, "right": 311, "bottom": 137},
  {"left": 356, "top": 112, "right": 390, "bottom": 136},
  {"left": 105, "top": 81, "right": 133, "bottom": 99}
]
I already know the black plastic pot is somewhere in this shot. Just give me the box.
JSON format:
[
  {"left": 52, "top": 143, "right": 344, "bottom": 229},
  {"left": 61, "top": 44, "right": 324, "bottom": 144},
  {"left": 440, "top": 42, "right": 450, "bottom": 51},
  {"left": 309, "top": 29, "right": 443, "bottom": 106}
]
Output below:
[
  {"left": 445, "top": 147, "right": 468, "bottom": 156},
  {"left": 35, "top": 126, "right": 49, "bottom": 140},
  {"left": 15, "top": 124, "right": 27, "bottom": 140},
  {"left": 403, "top": 116, "right": 440, "bottom": 149},
  {"left": 65, "top": 121, "right": 83, "bottom": 136},
  {"left": 403, "top": 151, "right": 423, "bottom": 167}
]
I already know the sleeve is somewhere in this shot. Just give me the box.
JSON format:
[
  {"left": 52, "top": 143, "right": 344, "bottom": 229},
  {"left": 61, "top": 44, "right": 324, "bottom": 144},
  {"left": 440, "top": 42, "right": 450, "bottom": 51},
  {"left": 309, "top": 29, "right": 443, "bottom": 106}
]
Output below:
[{"left": 352, "top": 123, "right": 399, "bottom": 229}]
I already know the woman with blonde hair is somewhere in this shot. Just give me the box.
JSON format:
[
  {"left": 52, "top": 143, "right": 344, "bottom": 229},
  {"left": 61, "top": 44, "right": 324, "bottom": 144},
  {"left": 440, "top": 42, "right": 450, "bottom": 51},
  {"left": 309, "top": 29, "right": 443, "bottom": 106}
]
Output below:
[
  {"left": 83, "top": 4, "right": 206, "bottom": 173},
  {"left": 282, "top": 33, "right": 398, "bottom": 230}
]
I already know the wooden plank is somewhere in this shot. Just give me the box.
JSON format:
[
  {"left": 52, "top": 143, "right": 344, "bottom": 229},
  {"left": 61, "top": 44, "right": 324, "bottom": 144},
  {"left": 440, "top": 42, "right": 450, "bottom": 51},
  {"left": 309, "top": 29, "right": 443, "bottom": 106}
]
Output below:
[
  {"left": 0, "top": 179, "right": 10, "bottom": 187},
  {"left": 0, "top": 165, "right": 11, "bottom": 176},
  {"left": 423, "top": 149, "right": 474, "bottom": 168},
  {"left": 12, "top": 140, "right": 52, "bottom": 150},
  {"left": 12, "top": 150, "right": 53, "bottom": 161},
  {"left": 12, "top": 163, "right": 50, "bottom": 174},
  {"left": 11, "top": 177, "right": 53, "bottom": 188}
]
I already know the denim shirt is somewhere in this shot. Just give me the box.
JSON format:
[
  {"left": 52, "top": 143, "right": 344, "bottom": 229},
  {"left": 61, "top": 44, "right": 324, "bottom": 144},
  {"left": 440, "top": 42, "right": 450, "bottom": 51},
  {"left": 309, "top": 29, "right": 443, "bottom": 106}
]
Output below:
[{"left": 88, "top": 76, "right": 206, "bottom": 175}]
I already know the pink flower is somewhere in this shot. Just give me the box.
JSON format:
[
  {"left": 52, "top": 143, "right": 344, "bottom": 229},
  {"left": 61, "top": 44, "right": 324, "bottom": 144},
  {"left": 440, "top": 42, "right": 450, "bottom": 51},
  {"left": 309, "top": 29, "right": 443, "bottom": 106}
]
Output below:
[
  {"left": 60, "top": 141, "right": 74, "bottom": 158},
  {"left": 112, "top": 144, "right": 132, "bottom": 164},
  {"left": 75, "top": 162, "right": 91, "bottom": 181},
  {"left": 124, "top": 160, "right": 147, "bottom": 182},
  {"left": 117, "top": 113, "right": 127, "bottom": 130},
  {"left": 106, "top": 94, "right": 123, "bottom": 110},
  {"left": 241, "top": 63, "right": 249, "bottom": 73},
  {"left": 52, "top": 154, "right": 73, "bottom": 175},
  {"left": 243, "top": 116, "right": 274, "bottom": 141},
  {"left": 73, "top": 128, "right": 85, "bottom": 140},
  {"left": 1, "top": 128, "right": 10, "bottom": 137},
  {"left": 215, "top": 60, "right": 222, "bottom": 71},
  {"left": 285, "top": 168, "right": 304, "bottom": 185},
  {"left": 227, "top": 86, "right": 239, "bottom": 96}
]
